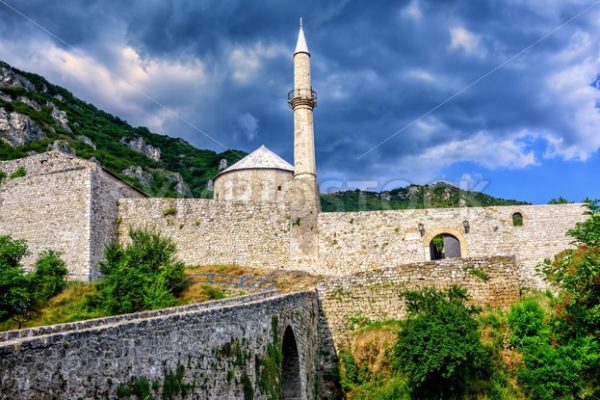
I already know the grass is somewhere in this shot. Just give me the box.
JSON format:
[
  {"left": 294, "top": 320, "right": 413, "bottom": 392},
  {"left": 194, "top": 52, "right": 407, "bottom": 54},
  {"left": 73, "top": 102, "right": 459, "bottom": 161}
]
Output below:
[
  {"left": 0, "top": 283, "right": 109, "bottom": 331},
  {"left": 185, "top": 264, "right": 322, "bottom": 293},
  {"left": 0, "top": 265, "right": 322, "bottom": 332}
]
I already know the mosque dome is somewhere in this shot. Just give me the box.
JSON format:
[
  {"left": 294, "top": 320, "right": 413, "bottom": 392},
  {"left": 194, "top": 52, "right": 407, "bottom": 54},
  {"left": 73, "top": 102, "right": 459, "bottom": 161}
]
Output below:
[{"left": 213, "top": 145, "right": 294, "bottom": 202}]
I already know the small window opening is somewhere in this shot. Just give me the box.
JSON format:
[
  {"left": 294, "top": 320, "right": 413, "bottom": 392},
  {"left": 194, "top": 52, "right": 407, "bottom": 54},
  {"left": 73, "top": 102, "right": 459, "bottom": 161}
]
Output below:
[{"left": 512, "top": 212, "right": 523, "bottom": 227}]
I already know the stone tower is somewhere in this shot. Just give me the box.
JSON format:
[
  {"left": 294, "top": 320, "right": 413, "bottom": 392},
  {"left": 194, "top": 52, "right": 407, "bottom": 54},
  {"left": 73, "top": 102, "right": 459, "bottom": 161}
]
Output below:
[{"left": 288, "top": 19, "right": 320, "bottom": 265}]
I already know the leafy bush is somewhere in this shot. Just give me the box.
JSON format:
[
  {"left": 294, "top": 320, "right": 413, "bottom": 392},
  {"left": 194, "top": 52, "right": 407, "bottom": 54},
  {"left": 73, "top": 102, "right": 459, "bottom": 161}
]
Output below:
[
  {"left": 31, "top": 250, "right": 68, "bottom": 303},
  {"left": 0, "top": 237, "right": 68, "bottom": 326},
  {"left": 541, "top": 199, "right": 600, "bottom": 339},
  {"left": 92, "top": 229, "right": 185, "bottom": 314},
  {"left": 0, "top": 236, "right": 31, "bottom": 322},
  {"left": 516, "top": 335, "right": 599, "bottom": 400},
  {"left": 394, "top": 286, "right": 492, "bottom": 399},
  {"left": 507, "top": 297, "right": 546, "bottom": 342}
]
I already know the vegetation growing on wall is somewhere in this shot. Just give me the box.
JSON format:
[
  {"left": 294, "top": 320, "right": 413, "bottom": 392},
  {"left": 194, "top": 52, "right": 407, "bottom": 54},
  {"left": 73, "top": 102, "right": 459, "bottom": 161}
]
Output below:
[{"left": 257, "top": 316, "right": 283, "bottom": 400}]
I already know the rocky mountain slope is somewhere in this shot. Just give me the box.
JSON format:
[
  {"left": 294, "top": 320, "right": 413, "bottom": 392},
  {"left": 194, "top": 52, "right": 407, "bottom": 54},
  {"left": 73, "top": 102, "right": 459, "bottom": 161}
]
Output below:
[
  {"left": 0, "top": 61, "right": 244, "bottom": 197},
  {"left": 0, "top": 60, "right": 527, "bottom": 209}
]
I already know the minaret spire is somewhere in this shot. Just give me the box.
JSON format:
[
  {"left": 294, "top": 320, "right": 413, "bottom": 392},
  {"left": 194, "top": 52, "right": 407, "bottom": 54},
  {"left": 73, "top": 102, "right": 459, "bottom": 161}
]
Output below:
[
  {"left": 294, "top": 18, "right": 310, "bottom": 55},
  {"left": 288, "top": 21, "right": 320, "bottom": 264}
]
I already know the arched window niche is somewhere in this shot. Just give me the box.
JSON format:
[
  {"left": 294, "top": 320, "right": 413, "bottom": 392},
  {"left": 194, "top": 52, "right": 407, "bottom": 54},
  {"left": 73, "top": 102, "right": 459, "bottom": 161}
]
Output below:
[{"left": 512, "top": 212, "right": 523, "bottom": 227}]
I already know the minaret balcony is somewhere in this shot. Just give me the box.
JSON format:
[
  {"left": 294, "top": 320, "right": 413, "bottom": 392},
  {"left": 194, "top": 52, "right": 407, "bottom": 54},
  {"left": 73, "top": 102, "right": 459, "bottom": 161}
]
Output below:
[{"left": 288, "top": 88, "right": 317, "bottom": 109}]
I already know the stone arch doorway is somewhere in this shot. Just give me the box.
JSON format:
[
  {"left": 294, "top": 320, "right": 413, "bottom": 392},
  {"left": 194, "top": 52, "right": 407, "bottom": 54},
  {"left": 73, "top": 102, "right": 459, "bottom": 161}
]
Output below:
[
  {"left": 282, "top": 325, "right": 302, "bottom": 399},
  {"left": 429, "top": 233, "right": 462, "bottom": 260}
]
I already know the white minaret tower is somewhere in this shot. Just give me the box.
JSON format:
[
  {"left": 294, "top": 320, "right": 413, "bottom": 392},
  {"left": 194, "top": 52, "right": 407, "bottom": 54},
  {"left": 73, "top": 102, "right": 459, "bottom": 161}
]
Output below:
[{"left": 288, "top": 18, "right": 320, "bottom": 264}]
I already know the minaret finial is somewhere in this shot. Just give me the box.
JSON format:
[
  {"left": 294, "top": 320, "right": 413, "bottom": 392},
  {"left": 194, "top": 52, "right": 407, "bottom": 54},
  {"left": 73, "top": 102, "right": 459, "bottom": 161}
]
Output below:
[{"left": 300, "top": 17, "right": 303, "bottom": 27}]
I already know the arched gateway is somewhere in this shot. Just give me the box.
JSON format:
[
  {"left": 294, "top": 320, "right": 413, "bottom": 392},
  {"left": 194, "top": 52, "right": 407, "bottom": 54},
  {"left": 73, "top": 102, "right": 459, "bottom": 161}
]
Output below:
[
  {"left": 282, "top": 325, "right": 302, "bottom": 399},
  {"left": 429, "top": 233, "right": 462, "bottom": 260}
]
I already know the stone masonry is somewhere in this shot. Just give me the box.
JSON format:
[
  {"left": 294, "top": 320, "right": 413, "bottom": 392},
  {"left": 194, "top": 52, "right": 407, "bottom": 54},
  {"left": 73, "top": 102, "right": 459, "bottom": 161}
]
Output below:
[{"left": 0, "top": 291, "right": 320, "bottom": 400}]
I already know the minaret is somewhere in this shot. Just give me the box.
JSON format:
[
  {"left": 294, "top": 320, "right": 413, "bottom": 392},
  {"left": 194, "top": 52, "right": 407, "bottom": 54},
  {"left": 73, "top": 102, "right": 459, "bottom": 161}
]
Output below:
[{"left": 288, "top": 18, "right": 320, "bottom": 265}]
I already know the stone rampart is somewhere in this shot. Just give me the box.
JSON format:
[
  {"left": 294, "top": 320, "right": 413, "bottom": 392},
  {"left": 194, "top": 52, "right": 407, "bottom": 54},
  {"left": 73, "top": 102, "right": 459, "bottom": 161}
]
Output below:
[
  {"left": 317, "top": 256, "right": 519, "bottom": 341},
  {"left": 0, "top": 291, "right": 319, "bottom": 400},
  {"left": 0, "top": 152, "right": 143, "bottom": 277},
  {"left": 318, "top": 204, "right": 585, "bottom": 288},
  {"left": 117, "top": 198, "right": 292, "bottom": 268}
]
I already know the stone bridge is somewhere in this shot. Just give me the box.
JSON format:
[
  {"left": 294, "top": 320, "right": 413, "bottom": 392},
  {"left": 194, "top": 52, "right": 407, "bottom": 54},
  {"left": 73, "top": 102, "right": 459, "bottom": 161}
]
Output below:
[{"left": 0, "top": 291, "right": 321, "bottom": 400}]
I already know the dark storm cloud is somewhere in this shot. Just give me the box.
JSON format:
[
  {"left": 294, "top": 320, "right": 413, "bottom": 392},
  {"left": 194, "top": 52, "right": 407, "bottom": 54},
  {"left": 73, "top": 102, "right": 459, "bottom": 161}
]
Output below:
[{"left": 0, "top": 0, "right": 599, "bottom": 186}]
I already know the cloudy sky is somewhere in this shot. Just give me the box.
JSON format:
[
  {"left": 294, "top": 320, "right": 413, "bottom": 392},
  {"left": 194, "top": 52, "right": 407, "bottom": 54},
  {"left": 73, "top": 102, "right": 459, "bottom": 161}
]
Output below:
[{"left": 1, "top": 0, "right": 599, "bottom": 203}]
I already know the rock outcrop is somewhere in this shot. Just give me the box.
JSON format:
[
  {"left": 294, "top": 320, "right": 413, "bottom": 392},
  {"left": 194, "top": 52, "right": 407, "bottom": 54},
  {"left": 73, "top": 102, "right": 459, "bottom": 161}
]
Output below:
[
  {"left": 0, "top": 108, "right": 45, "bottom": 146},
  {"left": 48, "top": 103, "right": 71, "bottom": 132},
  {"left": 120, "top": 137, "right": 161, "bottom": 161},
  {"left": 18, "top": 96, "right": 41, "bottom": 111},
  {"left": 48, "top": 140, "right": 74, "bottom": 155},
  {"left": 122, "top": 165, "right": 154, "bottom": 187},
  {"left": 0, "top": 66, "right": 36, "bottom": 91},
  {"left": 77, "top": 135, "right": 96, "bottom": 149}
]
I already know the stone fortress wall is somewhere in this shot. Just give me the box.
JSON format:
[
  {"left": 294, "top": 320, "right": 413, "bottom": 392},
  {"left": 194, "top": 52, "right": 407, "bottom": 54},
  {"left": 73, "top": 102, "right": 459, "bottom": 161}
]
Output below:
[
  {"left": 318, "top": 203, "right": 586, "bottom": 288},
  {"left": 0, "top": 291, "right": 320, "bottom": 400},
  {"left": 317, "top": 256, "right": 520, "bottom": 340},
  {"left": 0, "top": 152, "right": 588, "bottom": 287},
  {"left": 117, "top": 197, "right": 293, "bottom": 269},
  {"left": 0, "top": 151, "right": 144, "bottom": 277}
]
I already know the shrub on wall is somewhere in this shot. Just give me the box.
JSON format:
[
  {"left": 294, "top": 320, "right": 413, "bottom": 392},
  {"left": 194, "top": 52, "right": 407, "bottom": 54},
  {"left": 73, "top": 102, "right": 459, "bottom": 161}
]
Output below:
[
  {"left": 9, "top": 166, "right": 27, "bottom": 179},
  {"left": 91, "top": 229, "right": 186, "bottom": 314}
]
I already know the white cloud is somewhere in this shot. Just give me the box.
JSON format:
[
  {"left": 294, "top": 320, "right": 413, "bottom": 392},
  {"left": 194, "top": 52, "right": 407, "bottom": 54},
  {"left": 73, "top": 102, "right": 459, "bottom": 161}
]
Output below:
[
  {"left": 449, "top": 26, "right": 484, "bottom": 56},
  {"left": 235, "top": 112, "right": 259, "bottom": 141},
  {"left": 0, "top": 37, "right": 207, "bottom": 133},
  {"left": 401, "top": 0, "right": 422, "bottom": 21},
  {"left": 228, "top": 43, "right": 286, "bottom": 83}
]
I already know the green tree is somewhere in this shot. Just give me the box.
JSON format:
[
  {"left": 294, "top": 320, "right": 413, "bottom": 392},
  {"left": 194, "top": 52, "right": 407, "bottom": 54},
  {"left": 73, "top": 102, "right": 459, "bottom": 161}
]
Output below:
[
  {"left": 394, "top": 286, "right": 491, "bottom": 399},
  {"left": 31, "top": 250, "right": 69, "bottom": 303},
  {"left": 0, "top": 236, "right": 31, "bottom": 322},
  {"left": 93, "top": 229, "right": 186, "bottom": 314}
]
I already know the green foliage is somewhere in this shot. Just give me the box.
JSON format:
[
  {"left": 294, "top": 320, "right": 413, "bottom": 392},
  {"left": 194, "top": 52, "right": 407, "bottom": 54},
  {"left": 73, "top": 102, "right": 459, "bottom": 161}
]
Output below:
[
  {"left": 91, "top": 229, "right": 185, "bottom": 314},
  {"left": 516, "top": 335, "right": 599, "bottom": 400},
  {"left": 116, "top": 377, "right": 152, "bottom": 399},
  {"left": 242, "top": 373, "right": 254, "bottom": 400},
  {"left": 464, "top": 264, "right": 490, "bottom": 281},
  {"left": 257, "top": 317, "right": 283, "bottom": 400},
  {"left": 9, "top": 166, "right": 26, "bottom": 179},
  {"left": 548, "top": 196, "right": 571, "bottom": 204},
  {"left": 567, "top": 199, "right": 600, "bottom": 247},
  {"left": 394, "top": 286, "right": 492, "bottom": 399},
  {"left": 0, "top": 236, "right": 31, "bottom": 322},
  {"left": 431, "top": 235, "right": 444, "bottom": 253},
  {"left": 321, "top": 182, "right": 529, "bottom": 212},
  {"left": 339, "top": 351, "right": 371, "bottom": 390},
  {"left": 162, "top": 364, "right": 192, "bottom": 399},
  {"left": 0, "top": 236, "right": 68, "bottom": 326},
  {"left": 0, "top": 170, "right": 6, "bottom": 184},
  {"left": 507, "top": 297, "right": 546, "bottom": 342},
  {"left": 512, "top": 212, "right": 523, "bottom": 227},
  {"left": 30, "top": 250, "right": 68, "bottom": 303},
  {"left": 162, "top": 207, "right": 177, "bottom": 217},
  {"left": 348, "top": 376, "right": 411, "bottom": 400}
]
